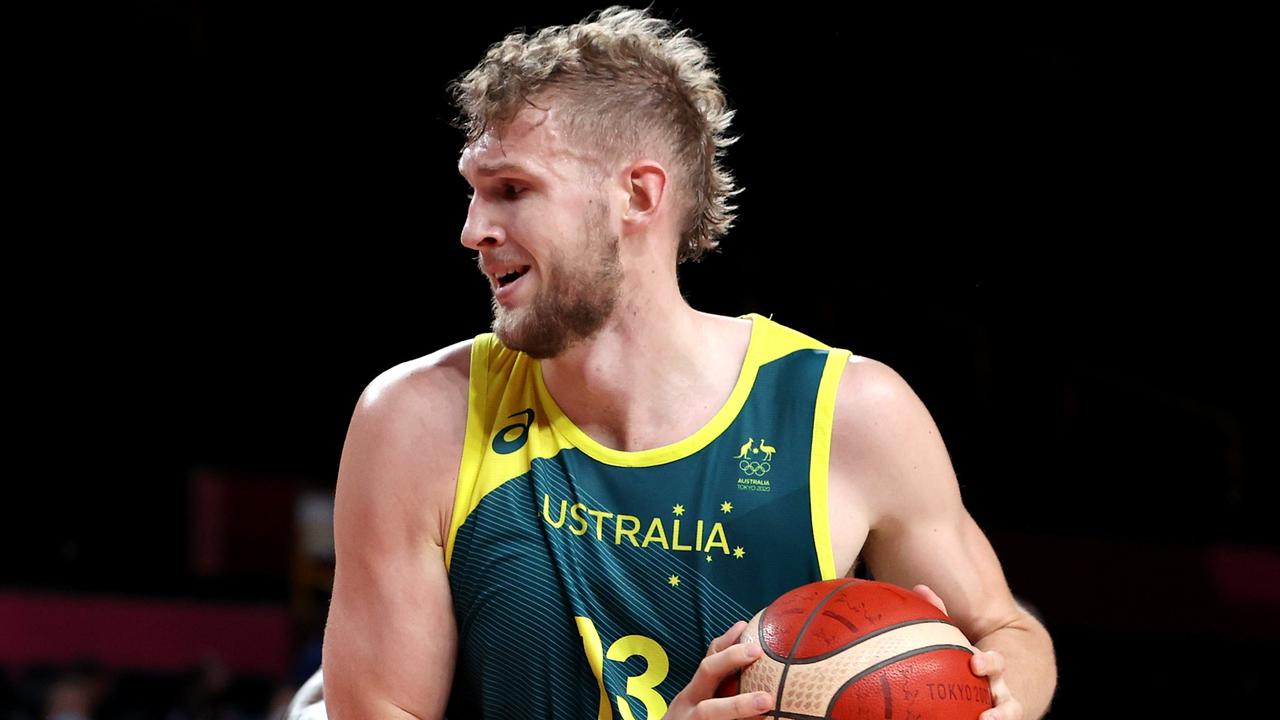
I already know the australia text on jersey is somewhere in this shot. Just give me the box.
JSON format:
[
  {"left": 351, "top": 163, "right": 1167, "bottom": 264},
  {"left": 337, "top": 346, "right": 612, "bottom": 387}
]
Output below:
[{"left": 540, "top": 494, "right": 741, "bottom": 557}]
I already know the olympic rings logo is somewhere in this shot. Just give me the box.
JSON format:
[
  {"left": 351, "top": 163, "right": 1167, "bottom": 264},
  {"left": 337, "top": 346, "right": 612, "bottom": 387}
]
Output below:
[{"left": 739, "top": 460, "right": 771, "bottom": 476}]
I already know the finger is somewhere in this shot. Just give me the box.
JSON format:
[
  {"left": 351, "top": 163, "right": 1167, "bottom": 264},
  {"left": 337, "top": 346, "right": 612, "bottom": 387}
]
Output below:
[
  {"left": 979, "top": 693, "right": 1023, "bottom": 720},
  {"left": 688, "top": 691, "right": 773, "bottom": 719},
  {"left": 980, "top": 673, "right": 1020, "bottom": 720},
  {"left": 988, "top": 674, "right": 1015, "bottom": 708},
  {"left": 971, "top": 650, "right": 1004, "bottom": 677},
  {"left": 685, "top": 641, "right": 764, "bottom": 699},
  {"left": 912, "top": 584, "right": 948, "bottom": 615},
  {"left": 707, "top": 620, "right": 749, "bottom": 656}
]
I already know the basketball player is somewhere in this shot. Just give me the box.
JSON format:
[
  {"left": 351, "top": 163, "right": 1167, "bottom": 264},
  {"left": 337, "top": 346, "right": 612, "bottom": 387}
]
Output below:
[{"left": 297, "top": 7, "right": 1057, "bottom": 719}]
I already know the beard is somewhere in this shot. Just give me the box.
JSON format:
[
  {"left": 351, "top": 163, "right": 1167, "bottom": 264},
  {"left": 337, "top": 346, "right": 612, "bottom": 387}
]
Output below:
[{"left": 491, "top": 204, "right": 623, "bottom": 359}]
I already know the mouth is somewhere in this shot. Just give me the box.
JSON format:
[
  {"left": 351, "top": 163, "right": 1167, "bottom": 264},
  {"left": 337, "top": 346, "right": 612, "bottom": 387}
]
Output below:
[
  {"left": 495, "top": 266, "right": 531, "bottom": 288},
  {"left": 483, "top": 262, "right": 533, "bottom": 305}
]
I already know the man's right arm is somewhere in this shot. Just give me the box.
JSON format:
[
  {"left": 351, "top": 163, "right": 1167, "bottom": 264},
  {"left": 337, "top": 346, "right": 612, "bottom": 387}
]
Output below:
[{"left": 321, "top": 343, "right": 471, "bottom": 720}]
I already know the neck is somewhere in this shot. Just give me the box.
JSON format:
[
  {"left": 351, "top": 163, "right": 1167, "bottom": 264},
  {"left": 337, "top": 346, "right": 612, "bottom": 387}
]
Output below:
[{"left": 539, "top": 270, "right": 750, "bottom": 452}]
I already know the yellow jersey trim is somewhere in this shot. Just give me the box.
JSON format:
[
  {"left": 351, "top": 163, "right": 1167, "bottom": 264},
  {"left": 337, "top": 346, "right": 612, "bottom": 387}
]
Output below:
[
  {"left": 447, "top": 334, "right": 579, "bottom": 569},
  {"left": 446, "top": 314, "right": 847, "bottom": 572},
  {"left": 809, "top": 348, "right": 851, "bottom": 580},
  {"left": 445, "top": 335, "right": 492, "bottom": 571},
  {"left": 531, "top": 314, "right": 769, "bottom": 468}
]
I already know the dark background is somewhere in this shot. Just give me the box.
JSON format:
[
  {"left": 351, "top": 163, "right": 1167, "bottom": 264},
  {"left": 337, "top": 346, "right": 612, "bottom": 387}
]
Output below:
[{"left": 8, "top": 2, "right": 1272, "bottom": 717}]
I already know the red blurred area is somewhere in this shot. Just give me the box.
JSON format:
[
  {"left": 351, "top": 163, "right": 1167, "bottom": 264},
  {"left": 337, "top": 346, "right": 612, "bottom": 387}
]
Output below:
[{"left": 0, "top": 591, "right": 289, "bottom": 678}]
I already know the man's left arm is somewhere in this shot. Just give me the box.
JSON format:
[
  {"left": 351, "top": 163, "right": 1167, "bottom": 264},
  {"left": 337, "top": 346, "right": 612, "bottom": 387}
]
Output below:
[{"left": 831, "top": 358, "right": 1057, "bottom": 720}]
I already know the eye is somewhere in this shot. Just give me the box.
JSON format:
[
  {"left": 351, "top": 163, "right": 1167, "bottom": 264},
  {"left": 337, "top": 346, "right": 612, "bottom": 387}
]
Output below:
[{"left": 464, "top": 184, "right": 525, "bottom": 201}]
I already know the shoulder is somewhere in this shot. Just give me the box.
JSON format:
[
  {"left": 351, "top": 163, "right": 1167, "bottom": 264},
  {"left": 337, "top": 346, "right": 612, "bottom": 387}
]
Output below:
[
  {"left": 829, "top": 355, "right": 961, "bottom": 526},
  {"left": 348, "top": 338, "right": 473, "bottom": 469},
  {"left": 358, "top": 338, "right": 473, "bottom": 420},
  {"left": 831, "top": 355, "right": 918, "bottom": 417},
  {"left": 337, "top": 338, "right": 475, "bottom": 547}
]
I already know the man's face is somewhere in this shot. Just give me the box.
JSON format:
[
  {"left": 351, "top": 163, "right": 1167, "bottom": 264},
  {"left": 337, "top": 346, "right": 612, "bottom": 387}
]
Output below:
[{"left": 458, "top": 106, "right": 623, "bottom": 358}]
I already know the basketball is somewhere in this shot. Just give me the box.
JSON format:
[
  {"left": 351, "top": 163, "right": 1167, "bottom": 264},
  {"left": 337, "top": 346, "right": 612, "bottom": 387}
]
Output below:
[{"left": 718, "top": 578, "right": 994, "bottom": 719}]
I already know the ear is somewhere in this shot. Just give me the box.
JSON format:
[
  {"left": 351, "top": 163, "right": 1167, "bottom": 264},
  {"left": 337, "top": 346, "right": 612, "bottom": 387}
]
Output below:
[{"left": 621, "top": 161, "right": 668, "bottom": 232}]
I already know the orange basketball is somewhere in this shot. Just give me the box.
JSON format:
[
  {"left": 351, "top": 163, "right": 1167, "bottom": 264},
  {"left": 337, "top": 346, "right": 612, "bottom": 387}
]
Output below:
[{"left": 718, "top": 579, "right": 994, "bottom": 719}]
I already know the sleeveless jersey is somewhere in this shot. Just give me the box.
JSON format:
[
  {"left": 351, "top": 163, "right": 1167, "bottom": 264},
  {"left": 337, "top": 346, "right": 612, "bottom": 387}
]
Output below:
[{"left": 445, "top": 313, "right": 852, "bottom": 719}]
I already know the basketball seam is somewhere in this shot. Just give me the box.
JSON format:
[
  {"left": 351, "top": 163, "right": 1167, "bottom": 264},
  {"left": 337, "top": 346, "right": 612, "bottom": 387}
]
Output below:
[
  {"left": 769, "top": 579, "right": 857, "bottom": 720},
  {"left": 823, "top": 643, "right": 977, "bottom": 718},
  {"left": 783, "top": 618, "right": 959, "bottom": 665}
]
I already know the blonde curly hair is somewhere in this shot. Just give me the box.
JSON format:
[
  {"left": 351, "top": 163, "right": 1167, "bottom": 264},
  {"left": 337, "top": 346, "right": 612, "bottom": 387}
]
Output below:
[{"left": 450, "top": 6, "right": 741, "bottom": 263}]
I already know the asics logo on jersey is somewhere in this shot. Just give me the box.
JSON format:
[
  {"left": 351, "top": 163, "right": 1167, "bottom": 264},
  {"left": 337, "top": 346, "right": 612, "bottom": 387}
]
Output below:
[{"left": 492, "top": 408, "right": 534, "bottom": 454}]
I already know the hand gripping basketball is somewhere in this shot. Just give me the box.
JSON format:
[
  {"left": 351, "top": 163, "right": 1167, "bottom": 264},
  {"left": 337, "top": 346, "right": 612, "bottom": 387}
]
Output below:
[
  {"left": 913, "top": 584, "right": 1023, "bottom": 720},
  {"left": 666, "top": 621, "right": 774, "bottom": 720}
]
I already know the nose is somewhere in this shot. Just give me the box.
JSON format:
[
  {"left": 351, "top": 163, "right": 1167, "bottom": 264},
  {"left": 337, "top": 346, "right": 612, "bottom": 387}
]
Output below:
[{"left": 460, "top": 196, "right": 505, "bottom": 251}]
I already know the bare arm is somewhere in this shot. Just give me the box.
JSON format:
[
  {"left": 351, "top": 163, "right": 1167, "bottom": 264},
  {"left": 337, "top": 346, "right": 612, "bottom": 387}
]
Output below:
[
  {"left": 321, "top": 344, "right": 470, "bottom": 720},
  {"left": 832, "top": 358, "right": 1057, "bottom": 720}
]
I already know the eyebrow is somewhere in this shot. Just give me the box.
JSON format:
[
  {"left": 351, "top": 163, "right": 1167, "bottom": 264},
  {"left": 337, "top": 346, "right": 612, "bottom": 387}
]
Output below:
[{"left": 458, "top": 160, "right": 538, "bottom": 179}]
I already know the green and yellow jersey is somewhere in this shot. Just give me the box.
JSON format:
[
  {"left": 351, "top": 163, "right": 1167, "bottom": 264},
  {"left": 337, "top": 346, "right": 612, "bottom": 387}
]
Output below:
[{"left": 445, "top": 313, "right": 851, "bottom": 719}]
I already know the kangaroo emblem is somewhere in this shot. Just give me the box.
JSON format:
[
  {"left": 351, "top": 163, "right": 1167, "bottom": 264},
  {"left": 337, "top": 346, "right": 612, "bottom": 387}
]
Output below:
[{"left": 734, "top": 437, "right": 754, "bottom": 459}]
